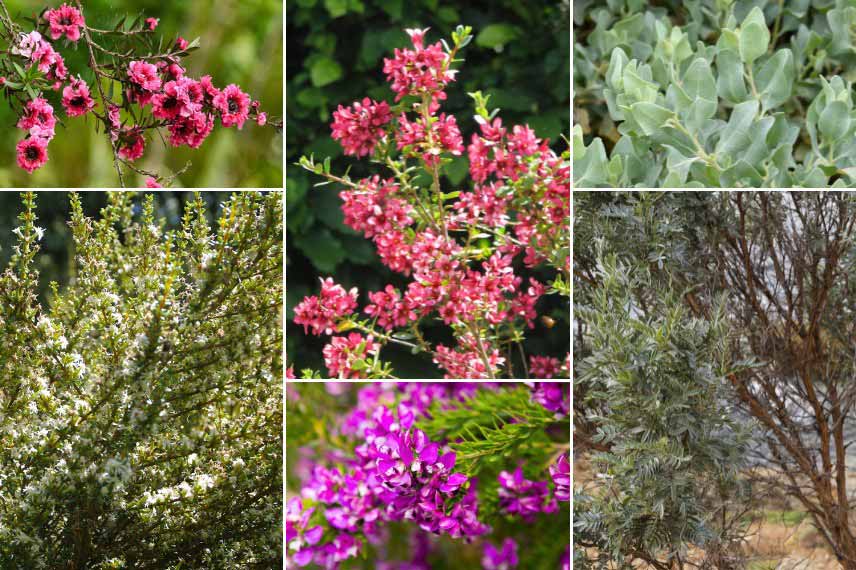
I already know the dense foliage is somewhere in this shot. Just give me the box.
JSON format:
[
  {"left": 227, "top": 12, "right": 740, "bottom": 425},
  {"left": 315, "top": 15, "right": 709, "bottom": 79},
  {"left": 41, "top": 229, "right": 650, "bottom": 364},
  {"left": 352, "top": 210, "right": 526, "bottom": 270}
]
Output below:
[
  {"left": 286, "top": 0, "right": 570, "bottom": 375},
  {"left": 575, "top": 191, "right": 856, "bottom": 568},
  {"left": 288, "top": 25, "right": 570, "bottom": 379},
  {"left": 0, "top": 192, "right": 283, "bottom": 568},
  {"left": 574, "top": 0, "right": 856, "bottom": 187},
  {"left": 0, "top": 0, "right": 282, "bottom": 187},
  {"left": 285, "top": 382, "right": 570, "bottom": 570}
]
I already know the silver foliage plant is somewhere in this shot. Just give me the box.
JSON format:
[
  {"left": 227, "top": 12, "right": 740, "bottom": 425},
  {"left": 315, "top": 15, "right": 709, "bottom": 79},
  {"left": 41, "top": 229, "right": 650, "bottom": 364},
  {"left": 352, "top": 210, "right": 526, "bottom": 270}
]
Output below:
[
  {"left": 574, "top": 0, "right": 856, "bottom": 188},
  {"left": 0, "top": 192, "right": 283, "bottom": 568}
]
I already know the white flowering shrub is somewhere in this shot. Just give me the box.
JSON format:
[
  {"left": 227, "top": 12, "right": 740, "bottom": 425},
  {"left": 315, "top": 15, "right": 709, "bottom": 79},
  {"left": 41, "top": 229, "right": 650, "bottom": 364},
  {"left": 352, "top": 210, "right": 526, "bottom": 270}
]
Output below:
[{"left": 0, "top": 191, "right": 282, "bottom": 568}]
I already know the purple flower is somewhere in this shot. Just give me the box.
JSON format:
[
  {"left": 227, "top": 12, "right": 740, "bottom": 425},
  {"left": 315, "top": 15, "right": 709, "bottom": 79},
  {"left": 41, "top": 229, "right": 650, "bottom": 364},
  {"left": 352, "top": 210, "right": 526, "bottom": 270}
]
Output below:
[
  {"left": 286, "top": 497, "right": 324, "bottom": 567},
  {"left": 482, "top": 537, "right": 518, "bottom": 570},
  {"left": 527, "top": 382, "right": 569, "bottom": 416},
  {"left": 549, "top": 453, "right": 570, "bottom": 502},
  {"left": 498, "top": 466, "right": 557, "bottom": 521},
  {"left": 561, "top": 546, "right": 570, "bottom": 570}
]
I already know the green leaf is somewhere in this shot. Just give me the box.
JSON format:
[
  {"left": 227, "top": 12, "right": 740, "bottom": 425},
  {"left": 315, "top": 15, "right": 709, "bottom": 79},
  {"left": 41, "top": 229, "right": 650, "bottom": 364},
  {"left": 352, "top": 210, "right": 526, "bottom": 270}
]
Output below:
[
  {"left": 739, "top": 7, "right": 770, "bottom": 64},
  {"left": 682, "top": 58, "right": 716, "bottom": 102},
  {"left": 475, "top": 24, "right": 520, "bottom": 49},
  {"left": 309, "top": 57, "right": 343, "bottom": 87},
  {"left": 628, "top": 102, "right": 676, "bottom": 136},
  {"left": 715, "top": 49, "right": 747, "bottom": 103},
  {"left": 818, "top": 101, "right": 851, "bottom": 142},
  {"left": 716, "top": 100, "right": 759, "bottom": 157},
  {"left": 755, "top": 49, "right": 794, "bottom": 112},
  {"left": 293, "top": 227, "right": 346, "bottom": 273},
  {"left": 324, "top": 0, "right": 348, "bottom": 18}
]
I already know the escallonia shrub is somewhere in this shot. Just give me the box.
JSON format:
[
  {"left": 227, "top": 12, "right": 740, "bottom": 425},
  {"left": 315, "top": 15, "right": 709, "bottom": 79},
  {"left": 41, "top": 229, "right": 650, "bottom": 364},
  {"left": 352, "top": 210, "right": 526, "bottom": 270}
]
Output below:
[
  {"left": 0, "top": 1, "right": 277, "bottom": 187},
  {"left": 286, "top": 381, "right": 570, "bottom": 570},
  {"left": 289, "top": 26, "right": 570, "bottom": 380},
  {"left": 574, "top": 1, "right": 856, "bottom": 188},
  {"left": 0, "top": 191, "right": 283, "bottom": 567}
]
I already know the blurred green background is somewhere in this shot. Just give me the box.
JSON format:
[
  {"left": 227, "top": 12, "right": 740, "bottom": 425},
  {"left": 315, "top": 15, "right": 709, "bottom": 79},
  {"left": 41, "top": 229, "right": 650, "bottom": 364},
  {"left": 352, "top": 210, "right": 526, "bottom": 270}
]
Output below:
[
  {"left": 286, "top": 0, "right": 571, "bottom": 377},
  {"left": 0, "top": 0, "right": 282, "bottom": 188}
]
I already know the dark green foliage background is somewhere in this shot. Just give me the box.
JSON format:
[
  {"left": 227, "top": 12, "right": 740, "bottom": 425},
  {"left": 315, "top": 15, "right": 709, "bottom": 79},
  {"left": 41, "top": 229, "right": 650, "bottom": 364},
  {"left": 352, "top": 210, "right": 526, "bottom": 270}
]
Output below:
[
  {"left": 286, "top": 0, "right": 571, "bottom": 376},
  {"left": 1, "top": 0, "right": 282, "bottom": 187}
]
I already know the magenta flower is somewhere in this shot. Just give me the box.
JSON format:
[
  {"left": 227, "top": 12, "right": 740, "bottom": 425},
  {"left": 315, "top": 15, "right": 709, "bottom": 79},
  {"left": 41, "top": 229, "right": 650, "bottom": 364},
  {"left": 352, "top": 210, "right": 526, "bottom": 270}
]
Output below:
[
  {"left": 285, "top": 497, "right": 324, "bottom": 567},
  {"left": 482, "top": 537, "right": 519, "bottom": 570},
  {"left": 528, "top": 382, "right": 569, "bottom": 415},
  {"left": 550, "top": 454, "right": 570, "bottom": 502},
  {"left": 498, "top": 466, "right": 557, "bottom": 521}
]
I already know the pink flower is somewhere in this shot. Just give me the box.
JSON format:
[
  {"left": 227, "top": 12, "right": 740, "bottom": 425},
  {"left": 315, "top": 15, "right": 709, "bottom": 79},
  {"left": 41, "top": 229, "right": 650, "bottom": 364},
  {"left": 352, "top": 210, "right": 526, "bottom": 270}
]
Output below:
[
  {"left": 256, "top": 111, "right": 267, "bottom": 126},
  {"left": 17, "top": 98, "right": 56, "bottom": 139},
  {"left": 175, "top": 36, "right": 189, "bottom": 51},
  {"left": 322, "top": 333, "right": 380, "bottom": 379},
  {"left": 213, "top": 84, "right": 250, "bottom": 128},
  {"left": 31, "top": 42, "right": 67, "bottom": 85},
  {"left": 294, "top": 278, "right": 359, "bottom": 336},
  {"left": 162, "top": 61, "right": 185, "bottom": 81},
  {"left": 168, "top": 111, "right": 214, "bottom": 148},
  {"left": 330, "top": 98, "right": 392, "bottom": 157},
  {"left": 152, "top": 80, "right": 191, "bottom": 120},
  {"left": 13, "top": 31, "right": 44, "bottom": 58},
  {"left": 0, "top": 77, "right": 5, "bottom": 86},
  {"left": 433, "top": 339, "right": 505, "bottom": 379},
  {"left": 145, "top": 17, "right": 159, "bottom": 31},
  {"left": 145, "top": 177, "right": 162, "bottom": 188},
  {"left": 529, "top": 355, "right": 561, "bottom": 379},
  {"left": 61, "top": 77, "right": 95, "bottom": 117},
  {"left": 45, "top": 4, "right": 85, "bottom": 42},
  {"left": 199, "top": 75, "right": 221, "bottom": 102},
  {"left": 107, "top": 105, "right": 122, "bottom": 138},
  {"left": 396, "top": 112, "right": 463, "bottom": 166},
  {"left": 382, "top": 28, "right": 455, "bottom": 102},
  {"left": 364, "top": 285, "right": 416, "bottom": 331},
  {"left": 128, "top": 61, "right": 162, "bottom": 92},
  {"left": 16, "top": 137, "right": 49, "bottom": 173},
  {"left": 340, "top": 176, "right": 412, "bottom": 239},
  {"left": 117, "top": 129, "right": 146, "bottom": 161}
]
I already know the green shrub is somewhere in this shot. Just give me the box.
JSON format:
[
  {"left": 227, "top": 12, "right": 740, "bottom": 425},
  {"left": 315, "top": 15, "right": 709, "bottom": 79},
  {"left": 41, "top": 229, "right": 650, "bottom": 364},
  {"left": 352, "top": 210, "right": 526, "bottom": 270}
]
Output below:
[
  {"left": 0, "top": 192, "right": 282, "bottom": 568},
  {"left": 574, "top": 0, "right": 856, "bottom": 187}
]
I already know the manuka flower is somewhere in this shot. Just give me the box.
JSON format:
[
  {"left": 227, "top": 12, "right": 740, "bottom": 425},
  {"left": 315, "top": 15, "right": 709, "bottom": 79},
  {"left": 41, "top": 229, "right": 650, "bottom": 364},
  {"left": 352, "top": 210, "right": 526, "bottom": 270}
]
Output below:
[
  {"left": 61, "top": 77, "right": 95, "bottom": 117},
  {"left": 294, "top": 277, "right": 358, "bottom": 336},
  {"left": 331, "top": 97, "right": 392, "bottom": 157},
  {"left": 45, "top": 4, "right": 85, "bottom": 42},
  {"left": 16, "top": 137, "right": 49, "bottom": 172},
  {"left": 214, "top": 84, "right": 251, "bottom": 129}
]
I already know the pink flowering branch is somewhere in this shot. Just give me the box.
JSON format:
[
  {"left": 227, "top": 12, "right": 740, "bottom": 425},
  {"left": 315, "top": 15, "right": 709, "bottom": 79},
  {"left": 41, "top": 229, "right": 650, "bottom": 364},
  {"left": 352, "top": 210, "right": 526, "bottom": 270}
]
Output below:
[
  {"left": 0, "top": 1, "right": 281, "bottom": 186},
  {"left": 289, "top": 26, "right": 571, "bottom": 380}
]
